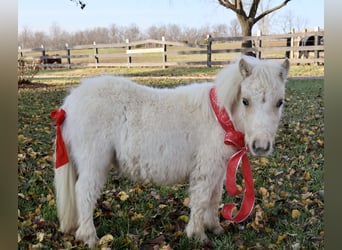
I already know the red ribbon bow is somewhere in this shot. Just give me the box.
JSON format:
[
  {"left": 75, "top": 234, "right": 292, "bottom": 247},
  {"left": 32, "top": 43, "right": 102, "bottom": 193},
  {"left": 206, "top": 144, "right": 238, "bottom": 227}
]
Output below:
[
  {"left": 209, "top": 87, "right": 255, "bottom": 223},
  {"left": 50, "top": 109, "right": 69, "bottom": 168}
]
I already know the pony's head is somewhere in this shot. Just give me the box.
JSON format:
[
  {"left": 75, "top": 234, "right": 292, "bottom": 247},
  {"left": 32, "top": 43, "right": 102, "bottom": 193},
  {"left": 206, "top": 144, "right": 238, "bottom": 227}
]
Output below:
[{"left": 215, "top": 56, "right": 289, "bottom": 156}]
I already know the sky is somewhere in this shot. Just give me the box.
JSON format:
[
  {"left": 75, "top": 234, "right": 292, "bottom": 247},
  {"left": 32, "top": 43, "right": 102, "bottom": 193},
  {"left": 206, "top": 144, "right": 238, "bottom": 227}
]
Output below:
[{"left": 18, "top": 0, "right": 324, "bottom": 34}]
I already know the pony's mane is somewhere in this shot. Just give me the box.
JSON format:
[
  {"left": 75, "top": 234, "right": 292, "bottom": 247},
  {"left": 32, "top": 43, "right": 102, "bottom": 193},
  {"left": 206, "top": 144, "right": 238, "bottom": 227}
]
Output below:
[
  {"left": 214, "top": 56, "right": 245, "bottom": 112},
  {"left": 214, "top": 56, "right": 285, "bottom": 115}
]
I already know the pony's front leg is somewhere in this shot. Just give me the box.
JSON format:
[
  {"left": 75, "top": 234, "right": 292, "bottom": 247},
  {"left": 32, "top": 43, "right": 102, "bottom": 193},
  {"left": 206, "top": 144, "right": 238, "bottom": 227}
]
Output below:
[
  {"left": 185, "top": 159, "right": 226, "bottom": 241},
  {"left": 185, "top": 175, "right": 216, "bottom": 241},
  {"left": 203, "top": 177, "right": 225, "bottom": 235},
  {"left": 185, "top": 193, "right": 208, "bottom": 241}
]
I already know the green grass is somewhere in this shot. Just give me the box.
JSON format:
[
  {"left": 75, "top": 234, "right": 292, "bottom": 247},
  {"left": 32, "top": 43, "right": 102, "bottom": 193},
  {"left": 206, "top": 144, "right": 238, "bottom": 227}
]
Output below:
[{"left": 18, "top": 76, "right": 324, "bottom": 249}]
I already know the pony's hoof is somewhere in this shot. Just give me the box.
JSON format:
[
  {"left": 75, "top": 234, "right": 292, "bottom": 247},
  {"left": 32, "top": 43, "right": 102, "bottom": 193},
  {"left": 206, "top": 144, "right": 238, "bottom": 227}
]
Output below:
[
  {"left": 85, "top": 237, "right": 99, "bottom": 248},
  {"left": 212, "top": 225, "right": 224, "bottom": 235},
  {"left": 76, "top": 229, "right": 99, "bottom": 248},
  {"left": 185, "top": 226, "right": 208, "bottom": 242}
]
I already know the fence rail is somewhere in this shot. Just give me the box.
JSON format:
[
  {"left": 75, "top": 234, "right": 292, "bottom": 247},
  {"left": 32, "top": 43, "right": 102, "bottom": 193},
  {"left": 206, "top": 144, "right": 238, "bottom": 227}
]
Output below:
[{"left": 18, "top": 30, "right": 324, "bottom": 69}]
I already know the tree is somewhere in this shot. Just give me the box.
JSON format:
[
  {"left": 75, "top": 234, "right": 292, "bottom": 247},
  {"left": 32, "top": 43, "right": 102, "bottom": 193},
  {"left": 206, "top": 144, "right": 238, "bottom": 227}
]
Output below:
[
  {"left": 18, "top": 26, "right": 33, "bottom": 48},
  {"left": 256, "top": 0, "right": 274, "bottom": 34},
  {"left": 69, "top": 0, "right": 86, "bottom": 9},
  {"left": 229, "top": 19, "right": 241, "bottom": 36},
  {"left": 217, "top": 0, "right": 291, "bottom": 55},
  {"left": 49, "top": 22, "right": 70, "bottom": 48},
  {"left": 212, "top": 24, "right": 229, "bottom": 37},
  {"left": 124, "top": 24, "right": 143, "bottom": 42}
]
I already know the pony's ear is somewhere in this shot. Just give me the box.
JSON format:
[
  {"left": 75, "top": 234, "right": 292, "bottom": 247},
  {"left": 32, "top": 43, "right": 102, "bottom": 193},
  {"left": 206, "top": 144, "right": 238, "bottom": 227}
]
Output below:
[
  {"left": 279, "top": 58, "right": 290, "bottom": 81},
  {"left": 239, "top": 58, "right": 252, "bottom": 78}
]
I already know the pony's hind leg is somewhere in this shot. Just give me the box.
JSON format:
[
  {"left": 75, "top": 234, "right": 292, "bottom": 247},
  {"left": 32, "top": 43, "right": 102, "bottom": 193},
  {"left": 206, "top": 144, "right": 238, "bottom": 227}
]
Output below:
[{"left": 74, "top": 152, "right": 113, "bottom": 247}]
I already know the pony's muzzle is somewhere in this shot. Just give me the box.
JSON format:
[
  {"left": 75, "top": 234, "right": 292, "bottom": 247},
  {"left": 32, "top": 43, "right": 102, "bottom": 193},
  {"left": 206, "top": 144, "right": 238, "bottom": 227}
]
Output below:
[{"left": 250, "top": 135, "right": 273, "bottom": 156}]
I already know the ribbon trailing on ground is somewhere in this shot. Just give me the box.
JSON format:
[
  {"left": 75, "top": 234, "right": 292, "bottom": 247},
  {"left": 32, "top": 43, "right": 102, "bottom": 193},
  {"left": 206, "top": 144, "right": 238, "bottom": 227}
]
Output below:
[
  {"left": 209, "top": 87, "right": 255, "bottom": 223},
  {"left": 50, "top": 109, "right": 69, "bottom": 168}
]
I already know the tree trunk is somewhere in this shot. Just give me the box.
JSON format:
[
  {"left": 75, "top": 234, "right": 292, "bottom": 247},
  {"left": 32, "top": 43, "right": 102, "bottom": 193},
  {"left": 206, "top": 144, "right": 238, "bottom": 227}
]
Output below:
[
  {"left": 238, "top": 16, "right": 255, "bottom": 56},
  {"left": 217, "top": 0, "right": 291, "bottom": 56}
]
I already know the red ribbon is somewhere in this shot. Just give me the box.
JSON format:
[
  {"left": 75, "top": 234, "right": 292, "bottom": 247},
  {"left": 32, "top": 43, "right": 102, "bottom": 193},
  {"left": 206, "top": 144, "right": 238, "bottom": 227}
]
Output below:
[
  {"left": 50, "top": 109, "right": 69, "bottom": 168},
  {"left": 209, "top": 87, "right": 255, "bottom": 223}
]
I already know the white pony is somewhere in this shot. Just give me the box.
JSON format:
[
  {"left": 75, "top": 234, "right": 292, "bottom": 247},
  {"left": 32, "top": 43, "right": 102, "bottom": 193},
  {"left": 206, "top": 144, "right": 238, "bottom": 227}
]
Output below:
[{"left": 54, "top": 55, "right": 289, "bottom": 247}]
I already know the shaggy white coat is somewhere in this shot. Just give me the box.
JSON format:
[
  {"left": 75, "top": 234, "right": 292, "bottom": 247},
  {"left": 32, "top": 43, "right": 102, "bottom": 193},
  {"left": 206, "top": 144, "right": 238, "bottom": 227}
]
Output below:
[{"left": 54, "top": 56, "right": 289, "bottom": 247}]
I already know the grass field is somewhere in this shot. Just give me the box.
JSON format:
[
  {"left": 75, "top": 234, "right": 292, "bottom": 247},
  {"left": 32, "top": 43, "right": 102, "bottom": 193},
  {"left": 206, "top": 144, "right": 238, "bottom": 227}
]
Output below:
[
  {"left": 30, "top": 63, "right": 324, "bottom": 87},
  {"left": 18, "top": 74, "right": 324, "bottom": 249}
]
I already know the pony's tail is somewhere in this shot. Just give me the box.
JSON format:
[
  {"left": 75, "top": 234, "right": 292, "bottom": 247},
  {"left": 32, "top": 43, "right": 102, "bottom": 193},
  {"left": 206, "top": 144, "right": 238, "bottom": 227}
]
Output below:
[{"left": 54, "top": 159, "right": 78, "bottom": 234}]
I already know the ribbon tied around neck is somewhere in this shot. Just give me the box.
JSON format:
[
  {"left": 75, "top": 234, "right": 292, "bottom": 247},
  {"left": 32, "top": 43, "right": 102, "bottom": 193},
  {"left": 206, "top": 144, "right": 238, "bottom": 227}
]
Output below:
[{"left": 210, "top": 87, "right": 255, "bottom": 223}]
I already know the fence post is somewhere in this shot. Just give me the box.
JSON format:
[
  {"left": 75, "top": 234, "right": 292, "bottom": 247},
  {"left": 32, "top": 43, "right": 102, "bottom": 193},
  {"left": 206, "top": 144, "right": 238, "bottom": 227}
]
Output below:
[
  {"left": 162, "top": 36, "right": 167, "bottom": 69},
  {"left": 290, "top": 28, "right": 295, "bottom": 59},
  {"left": 303, "top": 28, "right": 308, "bottom": 59},
  {"left": 41, "top": 45, "right": 47, "bottom": 69},
  {"left": 126, "top": 39, "right": 131, "bottom": 68},
  {"left": 93, "top": 41, "right": 99, "bottom": 68},
  {"left": 65, "top": 43, "right": 71, "bottom": 69},
  {"left": 256, "top": 30, "right": 262, "bottom": 58},
  {"left": 314, "top": 26, "right": 319, "bottom": 60},
  {"left": 41, "top": 45, "right": 46, "bottom": 64},
  {"left": 206, "top": 34, "right": 212, "bottom": 68},
  {"left": 18, "top": 46, "right": 23, "bottom": 57}
]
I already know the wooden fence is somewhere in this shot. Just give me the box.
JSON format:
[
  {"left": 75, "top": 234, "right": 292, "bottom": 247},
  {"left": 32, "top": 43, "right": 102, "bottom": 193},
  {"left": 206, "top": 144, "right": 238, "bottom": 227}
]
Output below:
[{"left": 18, "top": 30, "right": 324, "bottom": 69}]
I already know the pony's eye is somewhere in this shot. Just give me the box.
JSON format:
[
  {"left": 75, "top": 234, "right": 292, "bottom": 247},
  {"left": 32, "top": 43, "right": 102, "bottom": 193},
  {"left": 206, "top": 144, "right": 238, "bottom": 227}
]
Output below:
[
  {"left": 242, "top": 98, "right": 249, "bottom": 106},
  {"left": 276, "top": 99, "right": 284, "bottom": 108}
]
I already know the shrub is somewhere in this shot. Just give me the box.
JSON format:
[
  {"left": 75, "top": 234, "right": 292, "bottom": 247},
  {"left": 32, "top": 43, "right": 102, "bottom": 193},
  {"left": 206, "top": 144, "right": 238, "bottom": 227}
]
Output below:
[{"left": 18, "top": 56, "right": 40, "bottom": 84}]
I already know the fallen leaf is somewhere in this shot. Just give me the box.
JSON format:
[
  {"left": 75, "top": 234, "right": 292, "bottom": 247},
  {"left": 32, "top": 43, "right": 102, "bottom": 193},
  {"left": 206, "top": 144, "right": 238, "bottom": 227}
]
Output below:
[
  {"left": 292, "top": 242, "right": 301, "bottom": 250},
  {"left": 259, "top": 187, "right": 268, "bottom": 197},
  {"left": 183, "top": 197, "right": 190, "bottom": 207},
  {"left": 63, "top": 240, "right": 73, "bottom": 249},
  {"left": 279, "top": 191, "right": 289, "bottom": 198},
  {"left": 101, "top": 200, "right": 112, "bottom": 211},
  {"left": 131, "top": 212, "right": 144, "bottom": 221},
  {"left": 99, "top": 234, "right": 114, "bottom": 246},
  {"left": 160, "top": 244, "right": 172, "bottom": 250},
  {"left": 173, "top": 231, "right": 183, "bottom": 237},
  {"left": 118, "top": 191, "right": 129, "bottom": 201},
  {"left": 32, "top": 242, "right": 46, "bottom": 249},
  {"left": 291, "top": 209, "right": 301, "bottom": 219},
  {"left": 268, "top": 243, "right": 277, "bottom": 249},
  {"left": 276, "top": 234, "right": 287, "bottom": 244},
  {"left": 48, "top": 199, "right": 55, "bottom": 206},
  {"left": 178, "top": 215, "right": 189, "bottom": 223},
  {"left": 301, "top": 192, "right": 313, "bottom": 200},
  {"left": 259, "top": 157, "right": 269, "bottom": 166},
  {"left": 317, "top": 139, "right": 324, "bottom": 147},
  {"left": 264, "top": 201, "right": 275, "bottom": 208},
  {"left": 304, "top": 172, "right": 311, "bottom": 181},
  {"left": 36, "top": 232, "right": 45, "bottom": 242}
]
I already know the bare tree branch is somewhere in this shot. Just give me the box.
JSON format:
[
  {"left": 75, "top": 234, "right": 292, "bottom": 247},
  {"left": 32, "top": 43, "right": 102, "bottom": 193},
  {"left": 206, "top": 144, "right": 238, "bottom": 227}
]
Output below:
[
  {"left": 236, "top": 0, "right": 244, "bottom": 12},
  {"left": 249, "top": 0, "right": 260, "bottom": 18},
  {"left": 218, "top": 0, "right": 236, "bottom": 10},
  {"left": 218, "top": 0, "right": 247, "bottom": 17},
  {"left": 254, "top": 0, "right": 291, "bottom": 24},
  {"left": 70, "top": 0, "right": 86, "bottom": 10}
]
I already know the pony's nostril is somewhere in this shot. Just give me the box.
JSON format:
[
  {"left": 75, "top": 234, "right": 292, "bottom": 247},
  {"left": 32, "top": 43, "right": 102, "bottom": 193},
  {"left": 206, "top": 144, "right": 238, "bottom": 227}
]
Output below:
[
  {"left": 264, "top": 142, "right": 270, "bottom": 152},
  {"left": 268, "top": 142, "right": 271, "bottom": 150},
  {"left": 252, "top": 140, "right": 271, "bottom": 155},
  {"left": 252, "top": 140, "right": 257, "bottom": 151}
]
